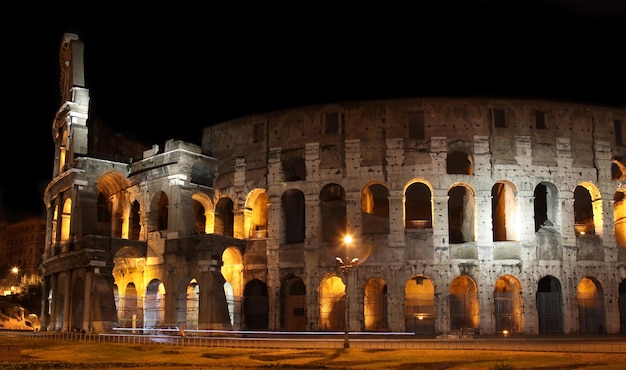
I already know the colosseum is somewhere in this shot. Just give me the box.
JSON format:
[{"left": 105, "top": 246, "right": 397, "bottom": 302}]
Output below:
[{"left": 40, "top": 33, "right": 626, "bottom": 337}]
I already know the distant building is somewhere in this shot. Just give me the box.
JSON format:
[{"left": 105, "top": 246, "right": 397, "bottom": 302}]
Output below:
[
  {"left": 0, "top": 217, "right": 46, "bottom": 294},
  {"left": 40, "top": 33, "right": 626, "bottom": 336}
]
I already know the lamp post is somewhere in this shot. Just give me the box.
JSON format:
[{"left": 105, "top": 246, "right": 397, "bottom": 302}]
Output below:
[
  {"left": 336, "top": 235, "right": 358, "bottom": 349},
  {"left": 11, "top": 266, "right": 19, "bottom": 294}
]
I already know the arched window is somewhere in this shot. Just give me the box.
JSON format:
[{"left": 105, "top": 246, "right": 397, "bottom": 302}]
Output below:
[{"left": 362, "top": 183, "right": 390, "bottom": 234}]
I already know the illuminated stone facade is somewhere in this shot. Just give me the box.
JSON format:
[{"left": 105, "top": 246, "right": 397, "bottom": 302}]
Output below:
[{"left": 40, "top": 33, "right": 626, "bottom": 336}]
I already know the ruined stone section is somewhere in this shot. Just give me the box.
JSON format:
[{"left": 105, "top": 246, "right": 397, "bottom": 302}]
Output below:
[{"left": 41, "top": 33, "right": 626, "bottom": 337}]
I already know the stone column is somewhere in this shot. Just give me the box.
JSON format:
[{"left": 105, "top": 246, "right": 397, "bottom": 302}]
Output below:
[
  {"left": 82, "top": 269, "right": 93, "bottom": 332},
  {"left": 63, "top": 271, "right": 72, "bottom": 331}
]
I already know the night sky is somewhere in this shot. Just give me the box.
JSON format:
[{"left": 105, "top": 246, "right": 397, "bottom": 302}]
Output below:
[{"left": 3, "top": 1, "right": 626, "bottom": 220}]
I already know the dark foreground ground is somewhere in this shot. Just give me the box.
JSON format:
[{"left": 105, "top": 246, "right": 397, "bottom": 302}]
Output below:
[{"left": 2, "top": 331, "right": 626, "bottom": 369}]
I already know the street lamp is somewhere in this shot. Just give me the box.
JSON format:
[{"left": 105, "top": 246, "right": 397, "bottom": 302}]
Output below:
[
  {"left": 336, "top": 235, "right": 359, "bottom": 349},
  {"left": 11, "top": 266, "right": 19, "bottom": 294}
]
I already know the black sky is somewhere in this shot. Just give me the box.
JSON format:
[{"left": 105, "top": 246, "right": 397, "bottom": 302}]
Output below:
[{"left": 3, "top": 1, "right": 626, "bottom": 220}]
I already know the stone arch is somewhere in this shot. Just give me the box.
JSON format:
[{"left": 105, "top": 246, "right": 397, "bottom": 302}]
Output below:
[
  {"left": 449, "top": 275, "right": 479, "bottom": 331},
  {"left": 215, "top": 197, "right": 234, "bottom": 237},
  {"left": 534, "top": 181, "right": 559, "bottom": 232},
  {"left": 536, "top": 275, "right": 564, "bottom": 334},
  {"left": 493, "top": 275, "right": 524, "bottom": 334},
  {"left": 144, "top": 279, "right": 165, "bottom": 329},
  {"left": 404, "top": 180, "right": 433, "bottom": 229},
  {"left": 174, "top": 277, "right": 199, "bottom": 330},
  {"left": 319, "top": 275, "right": 345, "bottom": 331},
  {"left": 96, "top": 171, "right": 131, "bottom": 238},
  {"left": 60, "top": 197, "right": 72, "bottom": 245},
  {"left": 243, "top": 279, "right": 269, "bottom": 330},
  {"left": 192, "top": 192, "right": 214, "bottom": 234},
  {"left": 612, "top": 157, "right": 626, "bottom": 180},
  {"left": 363, "top": 277, "right": 388, "bottom": 331},
  {"left": 405, "top": 275, "right": 436, "bottom": 335},
  {"left": 361, "top": 182, "right": 390, "bottom": 234},
  {"left": 120, "top": 282, "right": 139, "bottom": 329},
  {"left": 574, "top": 182, "right": 602, "bottom": 237},
  {"left": 222, "top": 246, "right": 244, "bottom": 329},
  {"left": 280, "top": 275, "right": 306, "bottom": 331},
  {"left": 492, "top": 180, "right": 519, "bottom": 241},
  {"left": 448, "top": 183, "right": 476, "bottom": 244},
  {"left": 112, "top": 246, "right": 146, "bottom": 328},
  {"left": 576, "top": 276, "right": 605, "bottom": 334},
  {"left": 245, "top": 188, "right": 269, "bottom": 238},
  {"left": 149, "top": 191, "right": 169, "bottom": 233}
]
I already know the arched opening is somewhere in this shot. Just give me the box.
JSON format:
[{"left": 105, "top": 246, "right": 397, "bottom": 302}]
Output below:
[
  {"left": 175, "top": 278, "right": 199, "bottom": 330},
  {"left": 536, "top": 275, "right": 564, "bottom": 334},
  {"left": 222, "top": 246, "right": 244, "bottom": 329},
  {"left": 491, "top": 181, "right": 517, "bottom": 241},
  {"left": 149, "top": 191, "right": 169, "bottom": 232},
  {"left": 281, "top": 276, "right": 306, "bottom": 331},
  {"left": 246, "top": 189, "right": 269, "bottom": 238},
  {"left": 364, "top": 277, "right": 388, "bottom": 331},
  {"left": 493, "top": 275, "right": 524, "bottom": 334},
  {"left": 243, "top": 279, "right": 269, "bottom": 330},
  {"left": 449, "top": 275, "right": 479, "bottom": 332},
  {"left": 574, "top": 185, "right": 596, "bottom": 236},
  {"left": 144, "top": 279, "right": 165, "bottom": 329},
  {"left": 405, "top": 182, "right": 432, "bottom": 229},
  {"left": 448, "top": 185, "right": 476, "bottom": 244},
  {"left": 534, "top": 182, "right": 559, "bottom": 232},
  {"left": 577, "top": 277, "right": 605, "bottom": 334},
  {"left": 361, "top": 183, "right": 390, "bottom": 234},
  {"left": 60, "top": 198, "right": 72, "bottom": 244},
  {"left": 405, "top": 275, "right": 435, "bottom": 335},
  {"left": 215, "top": 197, "right": 234, "bottom": 237},
  {"left": 192, "top": 192, "right": 214, "bottom": 234},
  {"left": 319, "top": 275, "right": 345, "bottom": 331},
  {"left": 121, "top": 282, "right": 139, "bottom": 329}
]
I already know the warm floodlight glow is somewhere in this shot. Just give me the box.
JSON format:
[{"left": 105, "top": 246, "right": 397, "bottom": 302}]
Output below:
[
  {"left": 11, "top": 267, "right": 19, "bottom": 275},
  {"left": 344, "top": 235, "right": 353, "bottom": 245}
]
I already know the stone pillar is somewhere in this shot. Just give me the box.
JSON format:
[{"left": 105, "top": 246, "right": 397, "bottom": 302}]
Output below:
[
  {"left": 475, "top": 189, "right": 493, "bottom": 247},
  {"left": 63, "top": 271, "right": 72, "bottom": 331},
  {"left": 432, "top": 193, "right": 448, "bottom": 249},
  {"left": 82, "top": 269, "right": 93, "bottom": 332},
  {"left": 197, "top": 259, "right": 231, "bottom": 330}
]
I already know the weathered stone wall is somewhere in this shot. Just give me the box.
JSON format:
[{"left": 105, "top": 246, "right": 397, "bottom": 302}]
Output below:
[{"left": 204, "top": 97, "right": 626, "bottom": 335}]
